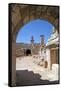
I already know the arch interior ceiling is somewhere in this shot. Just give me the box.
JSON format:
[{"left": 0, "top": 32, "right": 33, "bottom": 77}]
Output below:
[{"left": 10, "top": 4, "right": 59, "bottom": 35}]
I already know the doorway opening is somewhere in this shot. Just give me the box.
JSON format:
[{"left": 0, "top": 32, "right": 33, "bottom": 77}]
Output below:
[{"left": 26, "top": 49, "right": 31, "bottom": 56}]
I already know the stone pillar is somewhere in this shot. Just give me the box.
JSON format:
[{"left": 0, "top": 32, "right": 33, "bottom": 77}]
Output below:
[
  {"left": 40, "top": 35, "right": 44, "bottom": 46},
  {"left": 46, "top": 48, "right": 51, "bottom": 70},
  {"left": 31, "top": 36, "right": 34, "bottom": 48},
  {"left": 11, "top": 35, "right": 16, "bottom": 86}
]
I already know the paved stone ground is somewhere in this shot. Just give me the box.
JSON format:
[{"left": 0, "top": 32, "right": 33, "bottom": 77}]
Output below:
[{"left": 16, "top": 56, "right": 59, "bottom": 86}]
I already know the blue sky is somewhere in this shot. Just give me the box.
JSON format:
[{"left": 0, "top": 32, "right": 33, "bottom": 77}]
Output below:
[{"left": 16, "top": 19, "right": 53, "bottom": 44}]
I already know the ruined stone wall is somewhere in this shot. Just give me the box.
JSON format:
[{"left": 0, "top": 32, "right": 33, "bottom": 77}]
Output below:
[
  {"left": 9, "top": 4, "right": 59, "bottom": 86},
  {"left": 16, "top": 43, "right": 41, "bottom": 57}
]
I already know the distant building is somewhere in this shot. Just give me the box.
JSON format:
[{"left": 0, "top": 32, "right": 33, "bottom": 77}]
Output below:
[
  {"left": 46, "top": 27, "right": 59, "bottom": 69},
  {"left": 16, "top": 28, "right": 59, "bottom": 70},
  {"left": 16, "top": 35, "right": 45, "bottom": 57}
]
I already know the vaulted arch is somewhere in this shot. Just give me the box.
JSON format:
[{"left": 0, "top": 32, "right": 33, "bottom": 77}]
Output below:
[
  {"left": 26, "top": 49, "right": 31, "bottom": 56},
  {"left": 11, "top": 4, "right": 59, "bottom": 38},
  {"left": 9, "top": 3, "right": 59, "bottom": 86}
]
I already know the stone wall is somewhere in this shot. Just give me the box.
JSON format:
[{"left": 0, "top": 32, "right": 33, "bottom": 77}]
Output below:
[
  {"left": 16, "top": 43, "right": 41, "bottom": 57},
  {"left": 9, "top": 4, "right": 59, "bottom": 86}
]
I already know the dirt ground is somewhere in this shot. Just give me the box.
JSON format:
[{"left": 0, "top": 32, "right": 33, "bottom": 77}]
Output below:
[{"left": 16, "top": 56, "right": 59, "bottom": 86}]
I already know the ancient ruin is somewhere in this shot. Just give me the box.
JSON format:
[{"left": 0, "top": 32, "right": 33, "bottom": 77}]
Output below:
[{"left": 9, "top": 4, "right": 59, "bottom": 86}]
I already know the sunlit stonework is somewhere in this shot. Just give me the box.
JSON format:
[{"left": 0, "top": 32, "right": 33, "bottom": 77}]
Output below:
[
  {"left": 9, "top": 4, "right": 59, "bottom": 86},
  {"left": 46, "top": 27, "right": 59, "bottom": 46}
]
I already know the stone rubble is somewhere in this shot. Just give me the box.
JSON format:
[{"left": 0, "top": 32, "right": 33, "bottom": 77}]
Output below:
[{"left": 16, "top": 56, "right": 59, "bottom": 81}]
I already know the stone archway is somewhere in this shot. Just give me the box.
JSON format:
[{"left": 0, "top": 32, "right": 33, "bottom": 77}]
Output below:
[
  {"left": 9, "top": 4, "right": 59, "bottom": 86},
  {"left": 26, "top": 49, "right": 31, "bottom": 56}
]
